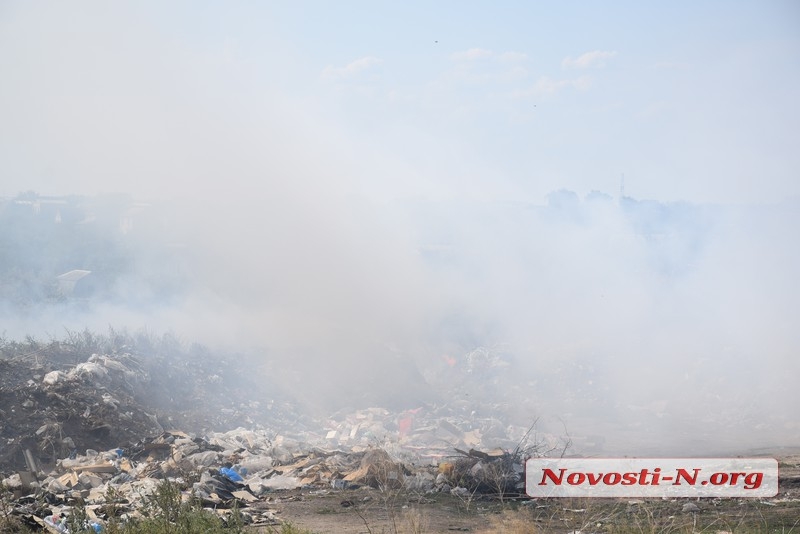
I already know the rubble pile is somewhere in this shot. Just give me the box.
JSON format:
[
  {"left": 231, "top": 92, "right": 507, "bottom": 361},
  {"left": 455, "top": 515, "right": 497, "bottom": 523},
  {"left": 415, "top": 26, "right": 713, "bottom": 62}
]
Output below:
[
  {"left": 441, "top": 448, "right": 527, "bottom": 497},
  {"left": 0, "top": 340, "right": 553, "bottom": 530},
  {"left": 1, "top": 425, "right": 534, "bottom": 531},
  {"left": 0, "top": 351, "right": 163, "bottom": 470},
  {"left": 0, "top": 340, "right": 553, "bottom": 472},
  {"left": 0, "top": 345, "right": 309, "bottom": 473},
  {"left": 1, "top": 430, "right": 285, "bottom": 530},
  {"left": 319, "top": 404, "right": 547, "bottom": 463}
]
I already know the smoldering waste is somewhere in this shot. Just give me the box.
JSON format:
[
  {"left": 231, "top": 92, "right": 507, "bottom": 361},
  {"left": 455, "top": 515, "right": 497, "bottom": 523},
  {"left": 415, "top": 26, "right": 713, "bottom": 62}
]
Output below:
[{"left": 0, "top": 339, "right": 554, "bottom": 530}]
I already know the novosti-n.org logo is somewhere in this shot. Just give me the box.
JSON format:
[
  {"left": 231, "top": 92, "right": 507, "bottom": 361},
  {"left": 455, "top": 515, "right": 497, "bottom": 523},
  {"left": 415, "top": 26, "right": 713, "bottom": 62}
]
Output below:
[{"left": 526, "top": 458, "right": 778, "bottom": 498}]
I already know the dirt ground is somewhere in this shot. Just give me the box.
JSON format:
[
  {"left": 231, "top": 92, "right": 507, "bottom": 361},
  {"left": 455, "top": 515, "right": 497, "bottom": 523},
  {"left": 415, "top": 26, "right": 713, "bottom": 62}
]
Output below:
[{"left": 252, "top": 452, "right": 800, "bottom": 533}]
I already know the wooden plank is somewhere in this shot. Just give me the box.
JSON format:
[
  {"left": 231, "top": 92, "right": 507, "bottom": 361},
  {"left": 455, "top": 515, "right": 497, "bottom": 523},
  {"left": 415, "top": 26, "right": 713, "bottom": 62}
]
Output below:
[{"left": 73, "top": 463, "right": 117, "bottom": 473}]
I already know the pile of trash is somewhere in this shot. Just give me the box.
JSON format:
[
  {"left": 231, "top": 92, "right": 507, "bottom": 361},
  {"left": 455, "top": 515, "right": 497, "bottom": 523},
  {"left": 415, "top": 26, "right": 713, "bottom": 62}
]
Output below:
[
  {"left": 0, "top": 340, "right": 554, "bottom": 530},
  {"left": 0, "top": 342, "right": 558, "bottom": 471},
  {"left": 0, "top": 351, "right": 163, "bottom": 470},
  {"left": 0, "top": 345, "right": 312, "bottom": 473},
  {"left": 1, "top": 426, "right": 535, "bottom": 531},
  {"left": 1, "top": 430, "right": 284, "bottom": 530},
  {"left": 440, "top": 448, "right": 527, "bottom": 496}
]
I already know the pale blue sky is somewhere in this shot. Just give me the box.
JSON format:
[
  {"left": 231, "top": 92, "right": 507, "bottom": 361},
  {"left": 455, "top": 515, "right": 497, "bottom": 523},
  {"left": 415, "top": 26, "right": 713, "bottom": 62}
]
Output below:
[{"left": 1, "top": 1, "right": 798, "bottom": 204}]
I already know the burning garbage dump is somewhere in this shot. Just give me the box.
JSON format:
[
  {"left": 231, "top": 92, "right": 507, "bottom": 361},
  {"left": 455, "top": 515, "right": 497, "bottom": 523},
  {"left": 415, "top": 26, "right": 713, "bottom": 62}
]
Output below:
[{"left": 0, "top": 337, "right": 556, "bottom": 531}]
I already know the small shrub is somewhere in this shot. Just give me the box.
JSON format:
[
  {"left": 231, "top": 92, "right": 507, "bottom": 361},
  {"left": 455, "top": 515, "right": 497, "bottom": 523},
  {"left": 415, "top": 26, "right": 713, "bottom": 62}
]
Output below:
[{"left": 104, "top": 479, "right": 235, "bottom": 534}]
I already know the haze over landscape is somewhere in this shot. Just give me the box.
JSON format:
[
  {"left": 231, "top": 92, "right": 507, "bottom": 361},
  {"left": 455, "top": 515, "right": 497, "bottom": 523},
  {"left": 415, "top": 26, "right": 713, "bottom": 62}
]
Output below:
[{"left": 1, "top": 1, "right": 798, "bottom": 455}]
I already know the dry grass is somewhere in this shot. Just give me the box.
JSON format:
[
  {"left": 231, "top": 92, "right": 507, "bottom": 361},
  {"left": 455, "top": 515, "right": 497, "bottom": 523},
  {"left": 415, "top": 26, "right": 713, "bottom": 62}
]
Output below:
[
  {"left": 473, "top": 496, "right": 800, "bottom": 534},
  {"left": 477, "top": 508, "right": 538, "bottom": 533},
  {"left": 399, "top": 507, "right": 429, "bottom": 534}
]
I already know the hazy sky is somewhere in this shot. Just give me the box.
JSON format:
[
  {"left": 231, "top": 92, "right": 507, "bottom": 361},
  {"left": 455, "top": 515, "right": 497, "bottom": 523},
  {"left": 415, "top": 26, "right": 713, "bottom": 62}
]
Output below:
[
  {"left": 1, "top": 1, "right": 799, "bottom": 204},
  {"left": 1, "top": 2, "right": 798, "bottom": 454}
]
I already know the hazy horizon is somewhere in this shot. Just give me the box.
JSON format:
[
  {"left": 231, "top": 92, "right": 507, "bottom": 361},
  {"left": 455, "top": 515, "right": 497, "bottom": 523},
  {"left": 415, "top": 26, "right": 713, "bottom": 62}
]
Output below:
[{"left": 1, "top": 1, "right": 798, "bottom": 455}]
